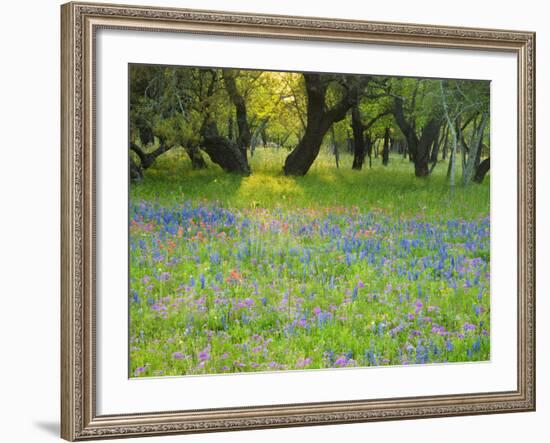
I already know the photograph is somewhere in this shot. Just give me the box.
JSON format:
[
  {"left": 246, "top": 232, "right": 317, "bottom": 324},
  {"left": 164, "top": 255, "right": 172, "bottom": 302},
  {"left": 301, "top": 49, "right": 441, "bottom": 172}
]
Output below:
[
  {"left": 56, "top": 2, "right": 536, "bottom": 440},
  {"left": 128, "top": 64, "right": 491, "bottom": 378},
  {"left": 0, "top": 0, "right": 544, "bottom": 440}
]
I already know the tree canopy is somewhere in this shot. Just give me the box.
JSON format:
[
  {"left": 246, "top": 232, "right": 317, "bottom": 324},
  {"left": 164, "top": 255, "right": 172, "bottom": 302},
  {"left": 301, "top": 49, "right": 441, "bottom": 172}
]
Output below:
[{"left": 129, "top": 64, "right": 490, "bottom": 184}]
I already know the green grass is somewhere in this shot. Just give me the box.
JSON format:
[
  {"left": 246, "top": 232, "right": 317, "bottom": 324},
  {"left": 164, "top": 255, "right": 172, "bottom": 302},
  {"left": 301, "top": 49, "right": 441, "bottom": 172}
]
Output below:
[{"left": 132, "top": 147, "right": 489, "bottom": 219}]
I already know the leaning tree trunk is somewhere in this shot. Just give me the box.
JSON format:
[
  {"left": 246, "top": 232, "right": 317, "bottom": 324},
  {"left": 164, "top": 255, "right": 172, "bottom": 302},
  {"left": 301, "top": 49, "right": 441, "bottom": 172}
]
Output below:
[
  {"left": 382, "top": 127, "right": 390, "bottom": 166},
  {"left": 130, "top": 140, "right": 171, "bottom": 170},
  {"left": 284, "top": 73, "right": 357, "bottom": 176},
  {"left": 201, "top": 135, "right": 250, "bottom": 174},
  {"left": 200, "top": 122, "right": 250, "bottom": 175},
  {"left": 473, "top": 157, "right": 490, "bottom": 183},
  {"left": 283, "top": 120, "right": 327, "bottom": 175}
]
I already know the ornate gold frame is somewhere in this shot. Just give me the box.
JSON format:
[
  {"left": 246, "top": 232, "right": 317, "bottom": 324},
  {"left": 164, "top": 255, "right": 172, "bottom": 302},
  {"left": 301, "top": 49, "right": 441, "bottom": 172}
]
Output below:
[{"left": 61, "top": 2, "right": 536, "bottom": 440}]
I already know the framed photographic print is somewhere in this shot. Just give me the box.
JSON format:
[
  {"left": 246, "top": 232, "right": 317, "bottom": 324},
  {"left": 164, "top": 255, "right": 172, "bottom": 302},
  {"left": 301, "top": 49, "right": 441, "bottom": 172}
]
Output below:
[{"left": 61, "top": 1, "right": 536, "bottom": 440}]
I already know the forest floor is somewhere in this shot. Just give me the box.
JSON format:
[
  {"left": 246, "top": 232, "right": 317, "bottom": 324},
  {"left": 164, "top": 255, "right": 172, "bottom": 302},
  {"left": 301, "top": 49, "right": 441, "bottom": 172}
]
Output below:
[{"left": 129, "top": 148, "right": 490, "bottom": 377}]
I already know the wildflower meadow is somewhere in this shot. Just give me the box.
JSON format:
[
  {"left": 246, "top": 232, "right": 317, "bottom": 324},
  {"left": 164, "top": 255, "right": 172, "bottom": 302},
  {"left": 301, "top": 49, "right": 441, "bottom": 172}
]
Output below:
[{"left": 129, "top": 150, "right": 490, "bottom": 378}]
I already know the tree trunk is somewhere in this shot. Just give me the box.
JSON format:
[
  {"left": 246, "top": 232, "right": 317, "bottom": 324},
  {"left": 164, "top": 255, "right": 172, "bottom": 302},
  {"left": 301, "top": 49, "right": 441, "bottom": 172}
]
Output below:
[
  {"left": 393, "top": 96, "right": 441, "bottom": 177},
  {"left": 223, "top": 71, "right": 251, "bottom": 167},
  {"left": 428, "top": 127, "right": 442, "bottom": 173},
  {"left": 449, "top": 133, "right": 457, "bottom": 193},
  {"left": 473, "top": 158, "right": 490, "bottom": 183},
  {"left": 366, "top": 135, "right": 373, "bottom": 169},
  {"left": 283, "top": 125, "right": 326, "bottom": 175},
  {"left": 250, "top": 117, "right": 269, "bottom": 158},
  {"left": 184, "top": 144, "right": 207, "bottom": 169},
  {"left": 438, "top": 80, "right": 460, "bottom": 193},
  {"left": 442, "top": 125, "right": 449, "bottom": 160},
  {"left": 228, "top": 116, "right": 234, "bottom": 141},
  {"left": 200, "top": 122, "right": 250, "bottom": 175},
  {"left": 201, "top": 134, "right": 250, "bottom": 174},
  {"left": 429, "top": 126, "right": 441, "bottom": 164},
  {"left": 130, "top": 141, "right": 171, "bottom": 170},
  {"left": 446, "top": 151, "right": 453, "bottom": 178},
  {"left": 475, "top": 142, "right": 484, "bottom": 169},
  {"left": 462, "top": 112, "right": 488, "bottom": 185},
  {"left": 135, "top": 115, "right": 154, "bottom": 146},
  {"left": 129, "top": 155, "right": 143, "bottom": 181},
  {"left": 413, "top": 119, "right": 441, "bottom": 177},
  {"left": 382, "top": 127, "right": 390, "bottom": 166},
  {"left": 351, "top": 103, "right": 366, "bottom": 170},
  {"left": 330, "top": 125, "right": 340, "bottom": 169},
  {"left": 284, "top": 73, "right": 357, "bottom": 176}
]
